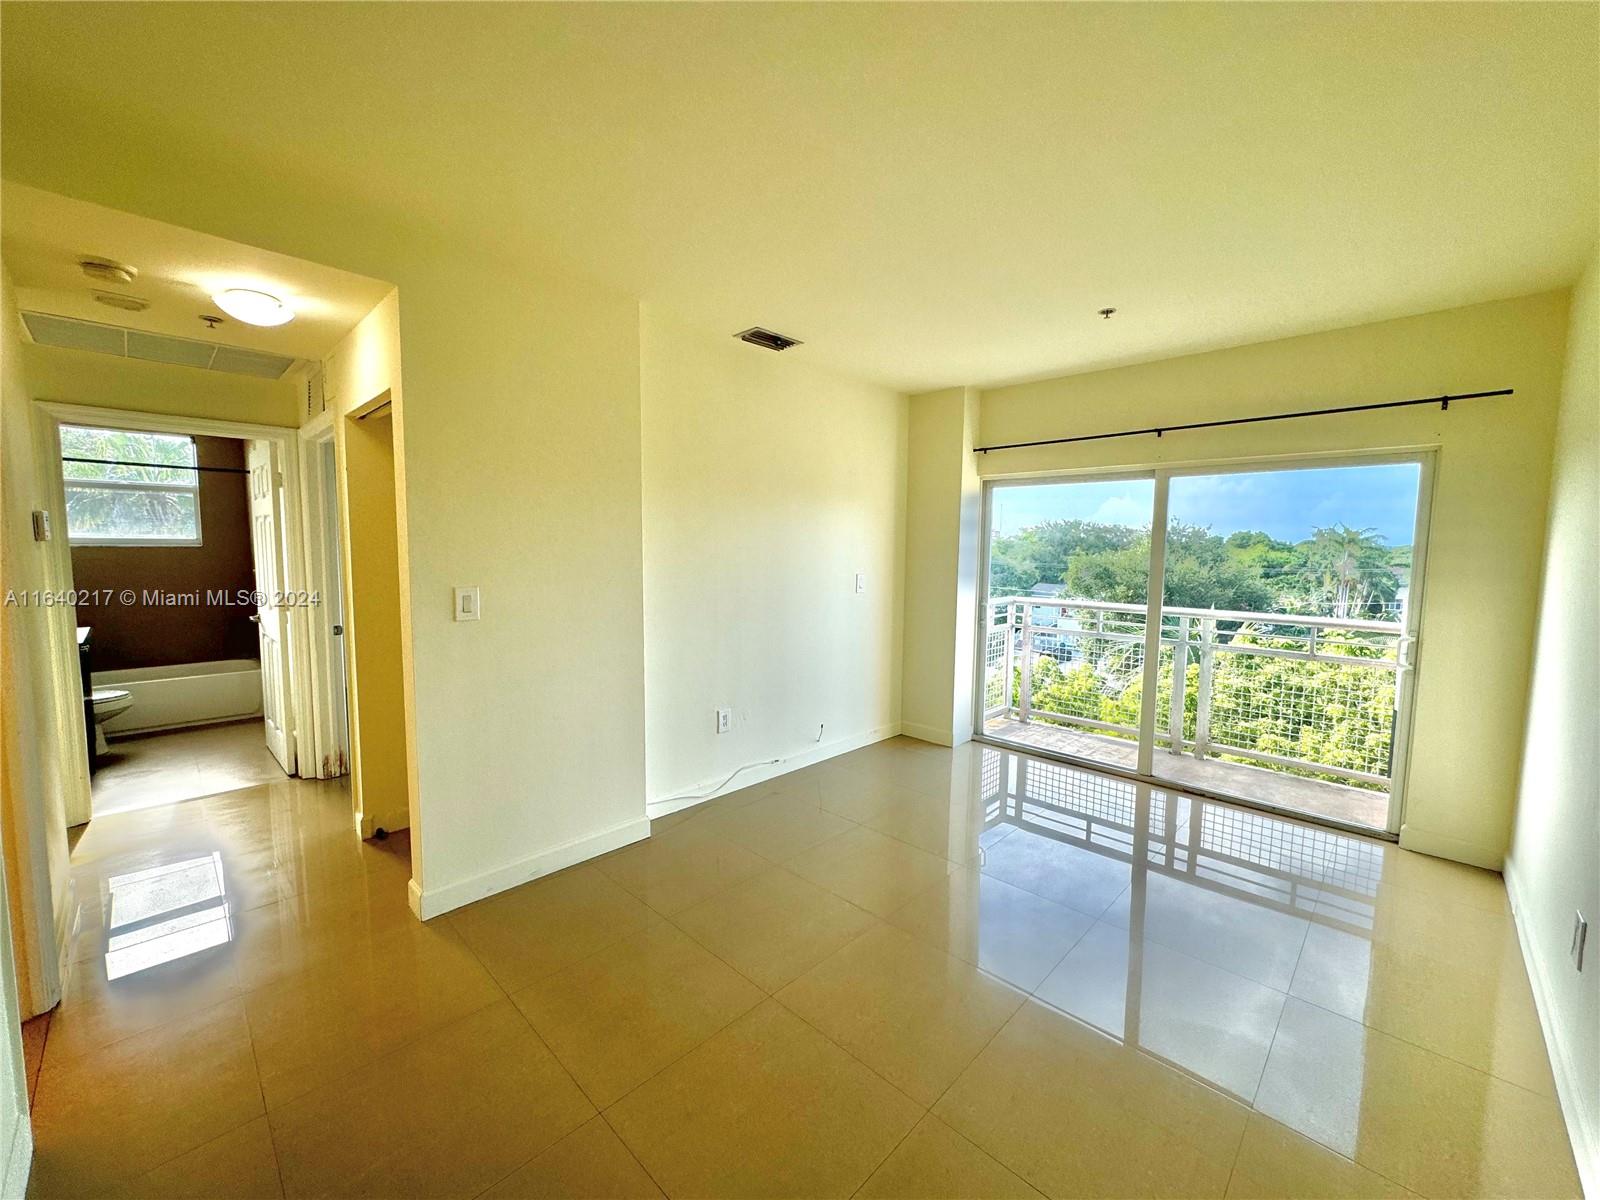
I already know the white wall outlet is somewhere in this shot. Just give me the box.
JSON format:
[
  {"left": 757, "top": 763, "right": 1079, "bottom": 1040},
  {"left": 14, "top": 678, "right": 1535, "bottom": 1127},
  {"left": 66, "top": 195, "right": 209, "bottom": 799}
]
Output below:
[
  {"left": 854, "top": 572, "right": 866, "bottom": 594},
  {"left": 715, "top": 707, "right": 732, "bottom": 735},
  {"left": 1572, "top": 911, "right": 1588, "bottom": 972},
  {"left": 453, "top": 586, "right": 481, "bottom": 622},
  {"left": 31, "top": 510, "right": 50, "bottom": 541}
]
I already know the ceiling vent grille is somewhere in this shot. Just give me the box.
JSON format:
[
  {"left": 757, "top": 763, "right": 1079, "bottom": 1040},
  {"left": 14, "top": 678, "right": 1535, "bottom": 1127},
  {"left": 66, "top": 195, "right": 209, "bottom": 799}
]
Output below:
[
  {"left": 19, "top": 311, "right": 298, "bottom": 380},
  {"left": 734, "top": 327, "right": 802, "bottom": 352}
]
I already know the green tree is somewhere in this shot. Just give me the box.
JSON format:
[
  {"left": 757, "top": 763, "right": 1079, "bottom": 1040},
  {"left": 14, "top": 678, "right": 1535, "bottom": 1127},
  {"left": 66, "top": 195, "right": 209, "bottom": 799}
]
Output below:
[
  {"left": 1303, "top": 525, "right": 1397, "bottom": 617},
  {"left": 1065, "top": 522, "right": 1276, "bottom": 611}
]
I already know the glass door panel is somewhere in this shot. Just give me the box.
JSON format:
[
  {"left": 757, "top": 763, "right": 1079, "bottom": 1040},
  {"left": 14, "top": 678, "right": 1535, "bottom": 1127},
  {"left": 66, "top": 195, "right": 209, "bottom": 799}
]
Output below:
[
  {"left": 1151, "top": 462, "right": 1423, "bottom": 831},
  {"left": 983, "top": 477, "right": 1158, "bottom": 774}
]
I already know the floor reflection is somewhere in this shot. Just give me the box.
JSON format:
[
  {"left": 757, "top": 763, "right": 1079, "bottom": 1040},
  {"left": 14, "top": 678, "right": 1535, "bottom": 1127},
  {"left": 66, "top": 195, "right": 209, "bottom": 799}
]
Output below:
[
  {"left": 976, "top": 747, "right": 1381, "bottom": 1102},
  {"left": 103, "top": 852, "right": 233, "bottom": 981}
]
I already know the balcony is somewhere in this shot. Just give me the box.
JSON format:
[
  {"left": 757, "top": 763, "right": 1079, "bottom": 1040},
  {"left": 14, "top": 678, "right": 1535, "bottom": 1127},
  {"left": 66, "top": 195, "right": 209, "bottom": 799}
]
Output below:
[{"left": 982, "top": 596, "right": 1407, "bottom": 830}]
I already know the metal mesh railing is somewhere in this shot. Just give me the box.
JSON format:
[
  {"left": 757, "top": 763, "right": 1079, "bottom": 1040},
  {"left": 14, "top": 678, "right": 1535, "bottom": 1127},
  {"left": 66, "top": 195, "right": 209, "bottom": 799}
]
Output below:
[{"left": 987, "top": 596, "right": 1407, "bottom": 793}]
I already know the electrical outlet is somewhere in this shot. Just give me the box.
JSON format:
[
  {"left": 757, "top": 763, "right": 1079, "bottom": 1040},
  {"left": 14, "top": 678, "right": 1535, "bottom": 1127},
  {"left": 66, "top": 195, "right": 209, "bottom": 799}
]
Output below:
[
  {"left": 1572, "top": 911, "right": 1588, "bottom": 972},
  {"left": 715, "top": 707, "right": 732, "bottom": 735}
]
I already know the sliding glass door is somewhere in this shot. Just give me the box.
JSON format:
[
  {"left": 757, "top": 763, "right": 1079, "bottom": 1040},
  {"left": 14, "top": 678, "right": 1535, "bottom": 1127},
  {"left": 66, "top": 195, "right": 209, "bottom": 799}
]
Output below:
[
  {"left": 980, "top": 475, "right": 1158, "bottom": 774},
  {"left": 980, "top": 457, "right": 1427, "bottom": 834}
]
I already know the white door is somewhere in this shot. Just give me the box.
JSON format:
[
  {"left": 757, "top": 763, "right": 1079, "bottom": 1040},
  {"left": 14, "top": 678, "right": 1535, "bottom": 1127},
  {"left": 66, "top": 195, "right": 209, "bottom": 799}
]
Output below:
[
  {"left": 247, "top": 439, "right": 294, "bottom": 774},
  {"left": 321, "top": 439, "right": 351, "bottom": 774}
]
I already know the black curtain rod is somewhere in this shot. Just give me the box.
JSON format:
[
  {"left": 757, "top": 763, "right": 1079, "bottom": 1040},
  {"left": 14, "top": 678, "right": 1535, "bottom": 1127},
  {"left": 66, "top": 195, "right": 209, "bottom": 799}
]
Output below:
[
  {"left": 62, "top": 456, "right": 249, "bottom": 475},
  {"left": 974, "top": 388, "right": 1514, "bottom": 454}
]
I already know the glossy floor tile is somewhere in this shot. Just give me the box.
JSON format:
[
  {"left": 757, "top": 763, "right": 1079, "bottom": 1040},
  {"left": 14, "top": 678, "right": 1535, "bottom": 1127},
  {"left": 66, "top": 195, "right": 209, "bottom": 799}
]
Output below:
[
  {"left": 91, "top": 720, "right": 289, "bottom": 817},
  {"left": 605, "top": 1000, "right": 922, "bottom": 1198},
  {"left": 26, "top": 736, "right": 1579, "bottom": 1199}
]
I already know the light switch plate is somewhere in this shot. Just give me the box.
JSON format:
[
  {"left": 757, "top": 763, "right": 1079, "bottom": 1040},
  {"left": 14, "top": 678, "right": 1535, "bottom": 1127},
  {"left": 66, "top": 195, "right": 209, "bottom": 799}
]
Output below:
[
  {"left": 453, "top": 586, "right": 481, "bottom": 622},
  {"left": 854, "top": 572, "right": 866, "bottom": 594}
]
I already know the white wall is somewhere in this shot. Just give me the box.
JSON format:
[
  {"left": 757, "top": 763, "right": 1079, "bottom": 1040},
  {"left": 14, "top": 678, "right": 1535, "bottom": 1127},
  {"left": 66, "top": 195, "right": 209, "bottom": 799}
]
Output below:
[
  {"left": 900, "top": 388, "right": 981, "bottom": 746},
  {"left": 0, "top": 269, "right": 42, "bottom": 1193},
  {"left": 971, "top": 291, "right": 1569, "bottom": 868},
  {"left": 398, "top": 254, "right": 649, "bottom": 914},
  {"left": 1507, "top": 248, "right": 1599, "bottom": 1198},
  {"left": 0, "top": 269, "right": 75, "bottom": 1020},
  {"left": 21, "top": 342, "right": 299, "bottom": 427},
  {"left": 641, "top": 308, "right": 906, "bottom": 804}
]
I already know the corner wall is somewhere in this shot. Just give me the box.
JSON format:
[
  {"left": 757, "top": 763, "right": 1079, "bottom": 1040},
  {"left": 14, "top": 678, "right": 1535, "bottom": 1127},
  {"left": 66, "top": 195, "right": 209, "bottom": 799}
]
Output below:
[
  {"left": 321, "top": 292, "right": 417, "bottom": 845},
  {"left": 974, "top": 290, "right": 1569, "bottom": 867},
  {"left": 640, "top": 308, "right": 906, "bottom": 803},
  {"left": 0, "top": 268, "right": 74, "bottom": 1022},
  {"left": 901, "top": 388, "right": 981, "bottom": 746},
  {"left": 1506, "top": 248, "right": 1598, "bottom": 1197}
]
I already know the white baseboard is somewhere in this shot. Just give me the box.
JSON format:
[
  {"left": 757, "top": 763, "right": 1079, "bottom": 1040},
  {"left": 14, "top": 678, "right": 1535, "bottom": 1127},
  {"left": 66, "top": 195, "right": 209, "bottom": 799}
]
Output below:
[
  {"left": 647, "top": 722, "right": 899, "bottom": 820},
  {"left": 408, "top": 816, "right": 651, "bottom": 920},
  {"left": 898, "top": 720, "right": 955, "bottom": 747},
  {"left": 2, "top": 1114, "right": 32, "bottom": 1200},
  {"left": 1504, "top": 860, "right": 1598, "bottom": 1199},
  {"left": 1396, "top": 823, "right": 1503, "bottom": 871}
]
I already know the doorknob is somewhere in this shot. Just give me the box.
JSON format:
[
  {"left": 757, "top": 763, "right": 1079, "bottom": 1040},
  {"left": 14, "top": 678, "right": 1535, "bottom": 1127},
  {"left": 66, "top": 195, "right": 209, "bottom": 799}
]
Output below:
[
  {"left": 332, "top": 624, "right": 344, "bottom": 635},
  {"left": 248, "top": 614, "right": 261, "bottom": 624}
]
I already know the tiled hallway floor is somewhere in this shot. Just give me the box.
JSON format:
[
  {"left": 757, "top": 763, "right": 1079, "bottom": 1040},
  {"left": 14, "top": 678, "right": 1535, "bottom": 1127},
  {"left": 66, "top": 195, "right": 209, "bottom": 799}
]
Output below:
[
  {"left": 27, "top": 738, "right": 1581, "bottom": 1198},
  {"left": 90, "top": 720, "right": 288, "bottom": 818}
]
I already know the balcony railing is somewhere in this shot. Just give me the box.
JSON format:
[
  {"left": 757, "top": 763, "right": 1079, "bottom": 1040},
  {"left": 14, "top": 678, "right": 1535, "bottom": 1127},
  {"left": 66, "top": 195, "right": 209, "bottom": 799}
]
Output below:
[{"left": 983, "top": 596, "right": 1409, "bottom": 791}]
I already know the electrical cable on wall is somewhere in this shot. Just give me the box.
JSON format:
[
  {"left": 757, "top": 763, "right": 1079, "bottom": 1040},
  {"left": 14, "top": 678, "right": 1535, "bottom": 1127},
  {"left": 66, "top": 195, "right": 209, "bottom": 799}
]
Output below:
[{"left": 656, "top": 723, "right": 826, "bottom": 805}]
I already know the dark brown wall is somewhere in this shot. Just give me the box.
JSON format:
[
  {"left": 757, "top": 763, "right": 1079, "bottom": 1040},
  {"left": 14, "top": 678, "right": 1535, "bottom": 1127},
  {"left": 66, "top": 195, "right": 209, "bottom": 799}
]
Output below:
[{"left": 72, "top": 435, "right": 259, "bottom": 671}]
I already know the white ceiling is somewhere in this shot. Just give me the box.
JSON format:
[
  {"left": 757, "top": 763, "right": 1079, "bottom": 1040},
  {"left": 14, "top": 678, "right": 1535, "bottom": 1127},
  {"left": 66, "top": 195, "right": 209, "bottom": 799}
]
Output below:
[
  {"left": 2, "top": 3, "right": 1595, "bottom": 392},
  {"left": 1, "top": 183, "right": 392, "bottom": 362}
]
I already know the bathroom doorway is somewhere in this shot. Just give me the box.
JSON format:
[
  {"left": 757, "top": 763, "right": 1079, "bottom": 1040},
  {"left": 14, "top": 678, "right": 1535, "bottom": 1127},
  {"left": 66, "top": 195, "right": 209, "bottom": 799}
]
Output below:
[{"left": 39, "top": 404, "right": 315, "bottom": 824}]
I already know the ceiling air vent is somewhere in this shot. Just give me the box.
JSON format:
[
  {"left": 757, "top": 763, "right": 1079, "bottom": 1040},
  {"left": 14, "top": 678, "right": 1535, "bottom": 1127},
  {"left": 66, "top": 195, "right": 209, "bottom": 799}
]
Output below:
[
  {"left": 19, "top": 311, "right": 298, "bottom": 380},
  {"left": 93, "top": 291, "right": 151, "bottom": 313},
  {"left": 734, "top": 327, "right": 802, "bottom": 352}
]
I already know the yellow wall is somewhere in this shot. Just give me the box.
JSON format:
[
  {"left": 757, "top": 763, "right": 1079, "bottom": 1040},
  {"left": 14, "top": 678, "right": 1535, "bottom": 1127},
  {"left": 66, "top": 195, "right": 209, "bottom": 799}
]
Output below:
[
  {"left": 1507, "top": 250, "right": 1598, "bottom": 1194},
  {"left": 973, "top": 291, "right": 1569, "bottom": 867},
  {"left": 900, "top": 388, "right": 981, "bottom": 745},
  {"left": 319, "top": 291, "right": 418, "bottom": 848},
  {"left": 640, "top": 308, "right": 905, "bottom": 803},
  {"left": 339, "top": 406, "right": 409, "bottom": 840},
  {"left": 0, "top": 270, "right": 75, "bottom": 1020},
  {"left": 20, "top": 342, "right": 299, "bottom": 427}
]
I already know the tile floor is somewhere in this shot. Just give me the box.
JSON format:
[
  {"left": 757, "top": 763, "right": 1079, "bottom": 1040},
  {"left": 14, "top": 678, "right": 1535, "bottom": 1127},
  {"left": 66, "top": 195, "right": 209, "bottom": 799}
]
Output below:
[
  {"left": 24, "top": 737, "right": 1581, "bottom": 1199},
  {"left": 90, "top": 720, "right": 288, "bottom": 817}
]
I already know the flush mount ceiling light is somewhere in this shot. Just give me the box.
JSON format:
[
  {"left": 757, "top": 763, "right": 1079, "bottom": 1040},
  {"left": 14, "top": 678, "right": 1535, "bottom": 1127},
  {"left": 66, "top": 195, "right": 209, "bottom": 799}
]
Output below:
[{"left": 212, "top": 288, "right": 294, "bottom": 327}]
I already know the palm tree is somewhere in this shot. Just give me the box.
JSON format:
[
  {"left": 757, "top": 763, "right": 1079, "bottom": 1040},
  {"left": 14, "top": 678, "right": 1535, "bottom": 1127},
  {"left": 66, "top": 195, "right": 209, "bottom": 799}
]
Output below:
[{"left": 1307, "top": 525, "right": 1386, "bottom": 618}]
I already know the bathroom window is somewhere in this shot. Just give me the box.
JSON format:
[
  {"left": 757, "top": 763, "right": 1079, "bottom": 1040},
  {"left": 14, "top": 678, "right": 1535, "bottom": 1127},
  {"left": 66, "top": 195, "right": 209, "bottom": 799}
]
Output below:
[{"left": 61, "top": 425, "right": 203, "bottom": 546}]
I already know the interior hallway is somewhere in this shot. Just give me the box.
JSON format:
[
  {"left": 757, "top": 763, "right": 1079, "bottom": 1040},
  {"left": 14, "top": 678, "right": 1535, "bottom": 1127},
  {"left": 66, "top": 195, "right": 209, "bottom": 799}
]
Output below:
[
  {"left": 23, "top": 737, "right": 1579, "bottom": 1199},
  {"left": 89, "top": 720, "right": 288, "bottom": 818}
]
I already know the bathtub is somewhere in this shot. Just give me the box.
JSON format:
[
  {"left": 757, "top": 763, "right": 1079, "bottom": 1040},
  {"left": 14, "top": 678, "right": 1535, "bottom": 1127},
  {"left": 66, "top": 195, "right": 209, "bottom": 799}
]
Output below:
[{"left": 93, "top": 658, "right": 264, "bottom": 736}]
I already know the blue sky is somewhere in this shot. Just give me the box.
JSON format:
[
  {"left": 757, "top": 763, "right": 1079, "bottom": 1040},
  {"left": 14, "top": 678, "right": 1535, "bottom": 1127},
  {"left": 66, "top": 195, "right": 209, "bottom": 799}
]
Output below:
[{"left": 991, "top": 463, "right": 1421, "bottom": 545}]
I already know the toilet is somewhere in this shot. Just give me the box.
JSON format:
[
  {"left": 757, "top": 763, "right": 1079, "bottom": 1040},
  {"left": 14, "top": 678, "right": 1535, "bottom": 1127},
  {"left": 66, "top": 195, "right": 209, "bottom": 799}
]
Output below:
[{"left": 90, "top": 688, "right": 134, "bottom": 756}]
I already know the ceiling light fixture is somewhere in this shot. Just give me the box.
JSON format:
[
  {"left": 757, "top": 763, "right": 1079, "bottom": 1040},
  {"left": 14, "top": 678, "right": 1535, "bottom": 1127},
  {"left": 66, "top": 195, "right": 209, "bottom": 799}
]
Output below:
[{"left": 212, "top": 288, "right": 294, "bottom": 327}]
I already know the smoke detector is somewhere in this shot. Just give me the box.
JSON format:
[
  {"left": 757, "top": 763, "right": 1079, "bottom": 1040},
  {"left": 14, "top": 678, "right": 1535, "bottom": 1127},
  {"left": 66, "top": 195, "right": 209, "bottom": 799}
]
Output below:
[
  {"left": 93, "top": 292, "right": 151, "bottom": 313},
  {"left": 79, "top": 259, "right": 139, "bottom": 286},
  {"left": 734, "top": 327, "right": 802, "bottom": 352}
]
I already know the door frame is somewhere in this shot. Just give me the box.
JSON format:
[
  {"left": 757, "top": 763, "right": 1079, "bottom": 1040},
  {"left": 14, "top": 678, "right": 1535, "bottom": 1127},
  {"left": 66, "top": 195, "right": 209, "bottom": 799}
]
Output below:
[
  {"left": 34, "top": 401, "right": 317, "bottom": 811},
  {"left": 973, "top": 448, "right": 1437, "bottom": 838},
  {"left": 296, "top": 410, "right": 351, "bottom": 780}
]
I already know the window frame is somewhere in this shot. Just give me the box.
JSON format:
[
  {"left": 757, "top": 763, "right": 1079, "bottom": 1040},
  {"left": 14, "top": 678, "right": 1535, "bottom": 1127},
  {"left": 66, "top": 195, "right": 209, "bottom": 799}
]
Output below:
[{"left": 61, "top": 425, "right": 206, "bottom": 548}]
